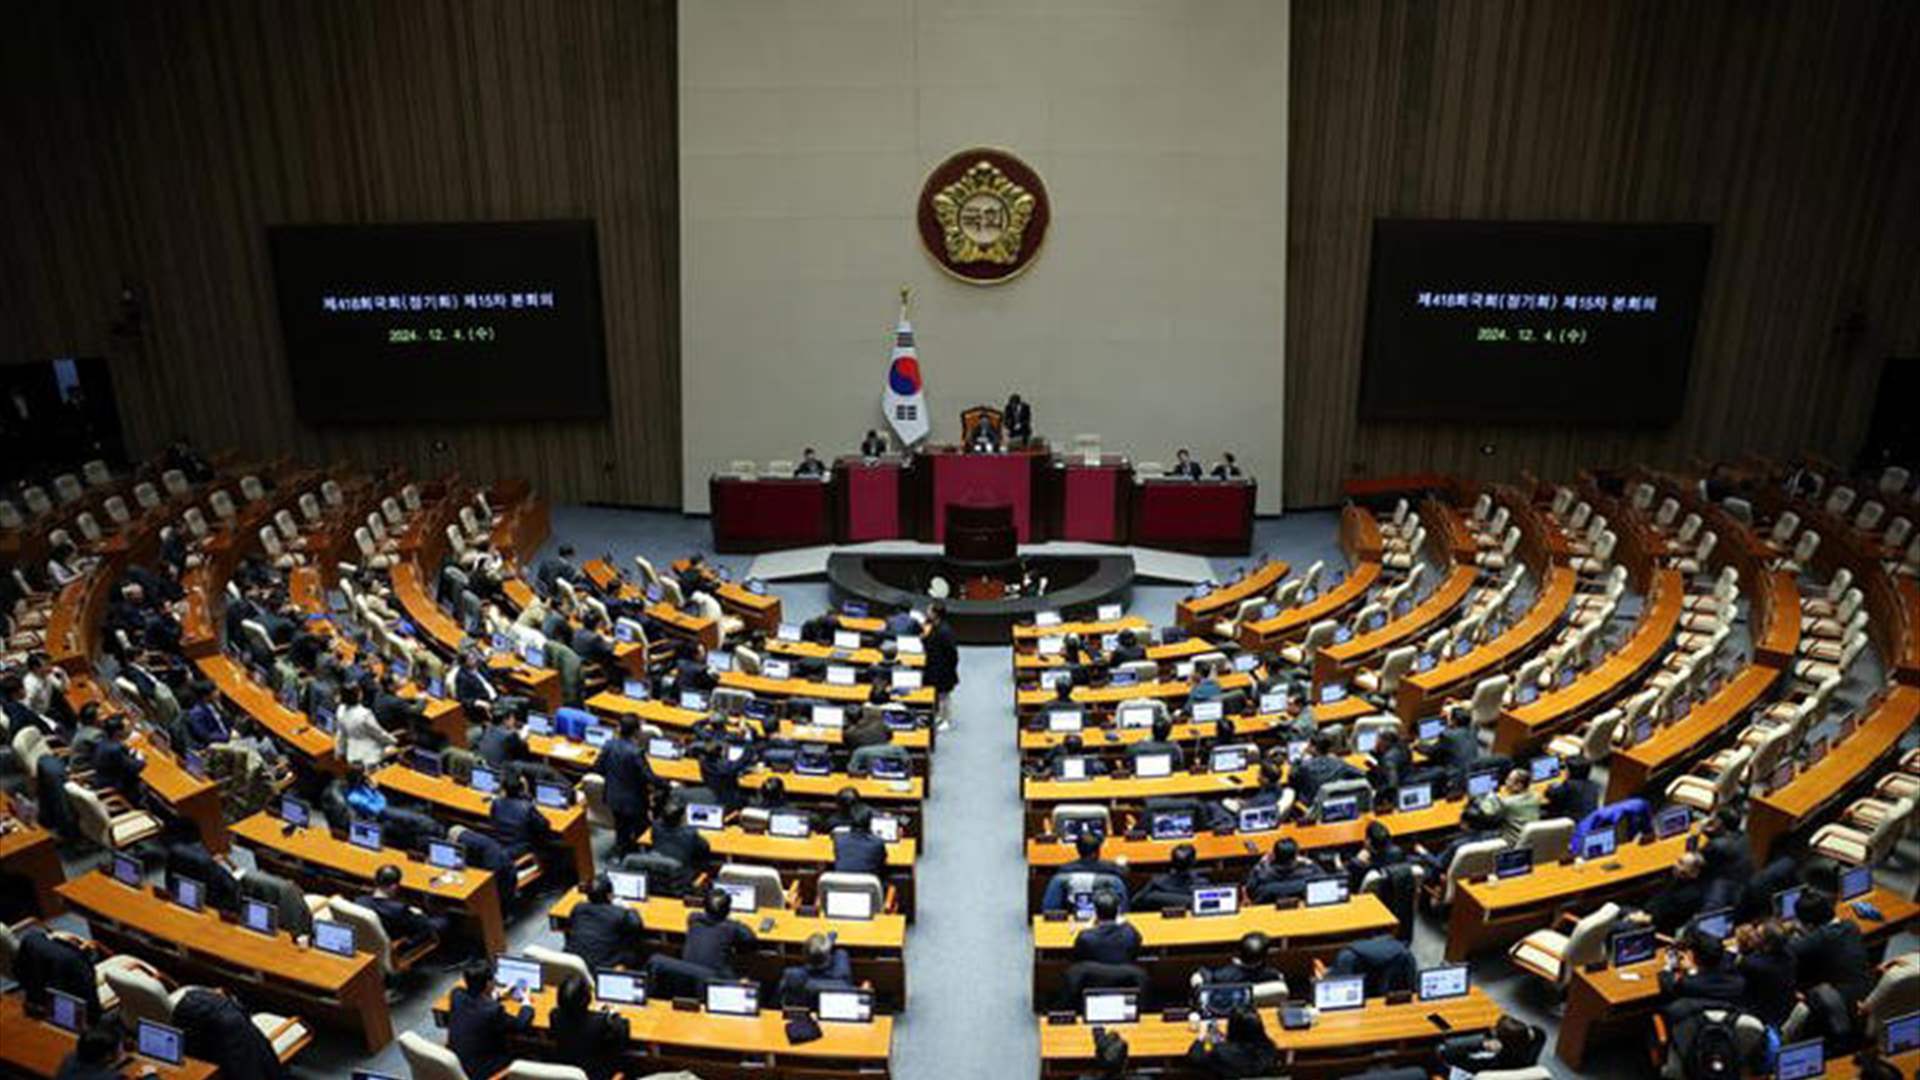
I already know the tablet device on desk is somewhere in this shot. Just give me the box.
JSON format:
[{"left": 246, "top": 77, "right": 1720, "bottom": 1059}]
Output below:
[
  {"left": 1774, "top": 1038, "right": 1824, "bottom": 1080},
  {"left": 47, "top": 988, "right": 85, "bottom": 1033},
  {"left": 428, "top": 840, "right": 465, "bottom": 870},
  {"left": 1192, "top": 886, "right": 1239, "bottom": 917},
  {"left": 1528, "top": 755, "right": 1561, "bottom": 782},
  {"left": 648, "top": 737, "right": 682, "bottom": 760},
  {"left": 834, "top": 630, "right": 863, "bottom": 650},
  {"left": 1332, "top": 626, "right": 1354, "bottom": 645},
  {"left": 491, "top": 955, "right": 542, "bottom": 995},
  {"left": 679, "top": 691, "right": 708, "bottom": 711},
  {"left": 870, "top": 814, "right": 901, "bottom": 843},
  {"left": 622, "top": 678, "right": 650, "bottom": 699},
  {"left": 595, "top": 969, "right": 647, "bottom": 1005},
  {"left": 470, "top": 766, "right": 500, "bottom": 795},
  {"left": 614, "top": 621, "right": 639, "bottom": 644},
  {"left": 410, "top": 747, "right": 444, "bottom": 777},
  {"left": 776, "top": 623, "right": 801, "bottom": 642},
  {"left": 1885, "top": 1011, "right": 1920, "bottom": 1055},
  {"left": 1238, "top": 804, "right": 1279, "bottom": 832},
  {"left": 1057, "top": 757, "right": 1090, "bottom": 782},
  {"left": 1097, "top": 603, "right": 1123, "bottom": 621},
  {"left": 1232, "top": 653, "right": 1259, "bottom": 673},
  {"left": 824, "top": 888, "right": 875, "bottom": 921},
  {"left": 794, "top": 747, "right": 832, "bottom": 776},
  {"left": 1313, "top": 974, "right": 1365, "bottom": 1012},
  {"left": 826, "top": 665, "right": 858, "bottom": 687},
  {"left": 349, "top": 819, "right": 384, "bottom": 851},
  {"left": 1466, "top": 769, "right": 1501, "bottom": 799},
  {"left": 1192, "top": 701, "right": 1225, "bottom": 723},
  {"left": 169, "top": 874, "right": 205, "bottom": 912},
  {"left": 716, "top": 881, "right": 758, "bottom": 913},
  {"left": 1134, "top": 753, "right": 1174, "bottom": 779},
  {"left": 769, "top": 811, "right": 811, "bottom": 838},
  {"left": 1048, "top": 709, "right": 1084, "bottom": 733},
  {"left": 1320, "top": 684, "right": 1348, "bottom": 704},
  {"left": 1210, "top": 744, "right": 1251, "bottom": 773},
  {"left": 524, "top": 713, "right": 553, "bottom": 736},
  {"left": 111, "top": 851, "right": 143, "bottom": 887},
  {"left": 535, "top": 781, "right": 572, "bottom": 809},
  {"left": 1397, "top": 783, "right": 1434, "bottom": 812},
  {"left": 1175, "top": 662, "right": 1195, "bottom": 680},
  {"left": 1418, "top": 964, "right": 1470, "bottom": 1002},
  {"left": 1579, "top": 829, "right": 1617, "bottom": 861},
  {"left": 1513, "top": 684, "right": 1539, "bottom": 705},
  {"left": 1196, "top": 982, "right": 1252, "bottom": 1018},
  {"left": 1150, "top": 810, "right": 1195, "bottom": 840},
  {"left": 892, "top": 668, "right": 923, "bottom": 690},
  {"left": 608, "top": 870, "right": 647, "bottom": 902},
  {"left": 1355, "top": 730, "right": 1380, "bottom": 754},
  {"left": 743, "top": 698, "right": 775, "bottom": 722},
  {"left": 644, "top": 583, "right": 663, "bottom": 603},
  {"left": 313, "top": 918, "right": 358, "bottom": 958},
  {"left": 1082, "top": 989, "right": 1138, "bottom": 1024},
  {"left": 1609, "top": 926, "right": 1657, "bottom": 967},
  {"left": 706, "top": 981, "right": 758, "bottom": 1016},
  {"left": 818, "top": 988, "right": 874, "bottom": 1023},
  {"left": 136, "top": 1019, "right": 186, "bottom": 1066},
  {"left": 1414, "top": 653, "right": 1438, "bottom": 673},
  {"left": 1259, "top": 690, "right": 1286, "bottom": 714},
  {"left": 1776, "top": 886, "right": 1805, "bottom": 920},
  {"left": 1304, "top": 876, "right": 1349, "bottom": 907},
  {"left": 1495, "top": 848, "right": 1533, "bottom": 879},
  {"left": 868, "top": 755, "right": 909, "bottom": 781},
  {"left": 519, "top": 643, "right": 545, "bottom": 667},
  {"left": 812, "top": 705, "right": 846, "bottom": 729},
  {"left": 687, "top": 803, "right": 726, "bottom": 831},
  {"left": 1117, "top": 705, "right": 1155, "bottom": 729},
  {"left": 281, "top": 796, "right": 312, "bottom": 828},
  {"left": 1417, "top": 716, "right": 1444, "bottom": 741},
  {"left": 1839, "top": 863, "right": 1873, "bottom": 901},
  {"left": 242, "top": 897, "right": 278, "bottom": 935},
  {"left": 1654, "top": 805, "right": 1692, "bottom": 839},
  {"left": 1320, "top": 797, "right": 1361, "bottom": 824},
  {"left": 1035, "top": 610, "right": 1063, "bottom": 627},
  {"left": 1691, "top": 908, "right": 1733, "bottom": 941}
]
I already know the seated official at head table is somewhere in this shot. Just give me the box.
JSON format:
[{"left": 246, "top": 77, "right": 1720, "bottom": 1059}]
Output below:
[
  {"left": 1210, "top": 452, "right": 1243, "bottom": 480},
  {"left": 859, "top": 429, "right": 888, "bottom": 458},
  {"left": 793, "top": 447, "right": 827, "bottom": 477},
  {"left": 1167, "top": 448, "right": 1203, "bottom": 479},
  {"left": 968, "top": 416, "right": 1003, "bottom": 453}
]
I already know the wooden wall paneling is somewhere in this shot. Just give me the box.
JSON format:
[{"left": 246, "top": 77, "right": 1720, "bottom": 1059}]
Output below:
[
  {"left": 1287, "top": 1, "right": 1920, "bottom": 507},
  {"left": 0, "top": 0, "right": 680, "bottom": 507}
]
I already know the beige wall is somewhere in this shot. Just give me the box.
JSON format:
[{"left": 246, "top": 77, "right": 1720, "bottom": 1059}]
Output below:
[{"left": 680, "top": 0, "right": 1288, "bottom": 513}]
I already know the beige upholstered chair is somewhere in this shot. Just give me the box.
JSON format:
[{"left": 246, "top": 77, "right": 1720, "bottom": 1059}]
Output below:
[{"left": 1509, "top": 902, "right": 1621, "bottom": 987}]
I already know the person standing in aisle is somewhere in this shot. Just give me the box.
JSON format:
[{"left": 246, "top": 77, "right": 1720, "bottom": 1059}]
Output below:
[{"left": 924, "top": 602, "right": 960, "bottom": 731}]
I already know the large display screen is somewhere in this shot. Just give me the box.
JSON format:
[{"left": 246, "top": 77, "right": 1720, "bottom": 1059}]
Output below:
[
  {"left": 269, "top": 221, "right": 607, "bottom": 422},
  {"left": 1359, "top": 220, "right": 1711, "bottom": 424}
]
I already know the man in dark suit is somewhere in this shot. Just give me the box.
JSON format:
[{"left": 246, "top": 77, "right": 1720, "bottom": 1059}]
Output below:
[
  {"left": 1288, "top": 732, "right": 1362, "bottom": 808},
  {"left": 646, "top": 799, "right": 712, "bottom": 896},
  {"left": 1168, "top": 449, "right": 1203, "bottom": 480},
  {"left": 1073, "top": 890, "right": 1142, "bottom": 966},
  {"left": 446, "top": 960, "right": 534, "bottom": 1080},
  {"left": 1110, "top": 629, "right": 1147, "bottom": 665},
  {"left": 777, "top": 932, "right": 855, "bottom": 1007},
  {"left": 488, "top": 774, "right": 554, "bottom": 857},
  {"left": 14, "top": 927, "right": 104, "bottom": 1021},
  {"left": 1331, "top": 934, "right": 1418, "bottom": 996},
  {"left": 173, "top": 987, "right": 289, "bottom": 1079},
  {"left": 793, "top": 448, "right": 827, "bottom": 477},
  {"left": 832, "top": 806, "right": 888, "bottom": 874},
  {"left": 475, "top": 710, "right": 531, "bottom": 770},
  {"left": 54, "top": 1022, "right": 123, "bottom": 1080},
  {"left": 1041, "top": 832, "right": 1131, "bottom": 912},
  {"left": 859, "top": 429, "right": 888, "bottom": 458},
  {"left": 1787, "top": 889, "right": 1872, "bottom": 1003},
  {"left": 1004, "top": 393, "right": 1033, "bottom": 446},
  {"left": 1418, "top": 708, "right": 1482, "bottom": 783},
  {"left": 89, "top": 715, "right": 146, "bottom": 796},
  {"left": 180, "top": 683, "right": 232, "bottom": 748},
  {"left": 1544, "top": 755, "right": 1601, "bottom": 821},
  {"left": 535, "top": 544, "right": 580, "bottom": 597},
  {"left": 1126, "top": 716, "right": 1185, "bottom": 770},
  {"left": 1246, "top": 838, "right": 1323, "bottom": 904},
  {"left": 924, "top": 603, "right": 960, "bottom": 731},
  {"left": 1131, "top": 843, "right": 1210, "bottom": 911},
  {"left": 680, "top": 889, "right": 757, "bottom": 979},
  {"left": 356, "top": 864, "right": 446, "bottom": 946},
  {"left": 1209, "top": 452, "right": 1244, "bottom": 480},
  {"left": 1659, "top": 931, "right": 1748, "bottom": 1014},
  {"left": 595, "top": 716, "right": 653, "bottom": 857},
  {"left": 1196, "top": 932, "right": 1281, "bottom": 988},
  {"left": 163, "top": 817, "right": 242, "bottom": 914},
  {"left": 565, "top": 875, "right": 647, "bottom": 970}
]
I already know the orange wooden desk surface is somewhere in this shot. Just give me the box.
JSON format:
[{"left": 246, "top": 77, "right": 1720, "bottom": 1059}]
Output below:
[
  {"left": 1018, "top": 712, "right": 1289, "bottom": 752},
  {"left": 767, "top": 638, "right": 926, "bottom": 667},
  {"left": 1015, "top": 636, "right": 1213, "bottom": 671},
  {"left": 1396, "top": 565, "right": 1575, "bottom": 721},
  {"left": 1447, "top": 832, "right": 1693, "bottom": 960},
  {"left": 1023, "top": 765, "right": 1262, "bottom": 805},
  {"left": 1238, "top": 562, "right": 1384, "bottom": 649},
  {"left": 1750, "top": 684, "right": 1920, "bottom": 859},
  {"left": 720, "top": 670, "right": 936, "bottom": 707},
  {"left": 430, "top": 987, "right": 893, "bottom": 1062},
  {"left": 1315, "top": 564, "right": 1478, "bottom": 688},
  {"left": 523, "top": 732, "right": 925, "bottom": 803},
  {"left": 1175, "top": 560, "right": 1289, "bottom": 628},
  {"left": 584, "top": 691, "right": 932, "bottom": 751},
  {"left": 370, "top": 763, "right": 593, "bottom": 879},
  {"left": 1014, "top": 616, "right": 1151, "bottom": 642},
  {"left": 1607, "top": 663, "right": 1780, "bottom": 802},
  {"left": 641, "top": 823, "right": 916, "bottom": 869},
  {"left": 548, "top": 888, "right": 906, "bottom": 951},
  {"left": 1032, "top": 894, "right": 1397, "bottom": 952},
  {"left": 1016, "top": 672, "right": 1256, "bottom": 711},
  {"left": 1495, "top": 567, "right": 1683, "bottom": 754},
  {"left": 0, "top": 993, "right": 219, "bottom": 1079},
  {"left": 1036, "top": 990, "right": 1499, "bottom": 1064},
  {"left": 194, "top": 653, "right": 336, "bottom": 765}
]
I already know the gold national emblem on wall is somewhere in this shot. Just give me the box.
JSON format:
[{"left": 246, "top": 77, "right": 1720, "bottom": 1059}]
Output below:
[{"left": 917, "top": 148, "right": 1050, "bottom": 285}]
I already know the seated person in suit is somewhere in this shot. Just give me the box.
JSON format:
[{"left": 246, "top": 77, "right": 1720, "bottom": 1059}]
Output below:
[
  {"left": 549, "top": 974, "right": 629, "bottom": 1080},
  {"left": 474, "top": 708, "right": 532, "bottom": 770},
  {"left": 1195, "top": 932, "right": 1281, "bottom": 989},
  {"left": 1185, "top": 1006, "right": 1279, "bottom": 1079},
  {"left": 1658, "top": 929, "right": 1747, "bottom": 1015},
  {"left": 88, "top": 714, "right": 146, "bottom": 797},
  {"left": 1131, "top": 843, "right": 1210, "bottom": 911},
  {"left": 446, "top": 960, "right": 534, "bottom": 1080},
  {"left": 1787, "top": 888, "right": 1872, "bottom": 1003},
  {"left": 1489, "top": 768, "right": 1543, "bottom": 843},
  {"left": 646, "top": 798, "right": 713, "bottom": 896},
  {"left": 1209, "top": 452, "right": 1243, "bottom": 480},
  {"left": 680, "top": 888, "right": 757, "bottom": 979},
  {"left": 54, "top": 1021, "right": 123, "bottom": 1080},
  {"left": 1034, "top": 733, "right": 1111, "bottom": 781},
  {"left": 1342, "top": 820, "right": 1408, "bottom": 889},
  {"left": 859, "top": 429, "right": 888, "bottom": 459},
  {"left": 1330, "top": 934, "right": 1417, "bottom": 996},
  {"left": 356, "top": 863, "right": 447, "bottom": 946},
  {"left": 1636, "top": 852, "right": 1711, "bottom": 934},
  {"left": 1245, "top": 838, "right": 1324, "bottom": 904},
  {"left": 163, "top": 816, "right": 242, "bottom": 914},
  {"left": 1041, "top": 832, "right": 1130, "bottom": 913},
  {"left": 832, "top": 806, "right": 889, "bottom": 874},
  {"left": 488, "top": 773, "right": 554, "bottom": 857},
  {"left": 1073, "top": 889, "right": 1142, "bottom": 965},
  {"left": 777, "top": 932, "right": 855, "bottom": 1008},
  {"left": 1288, "top": 732, "right": 1362, "bottom": 809},
  {"left": 1109, "top": 630, "right": 1147, "bottom": 665},
  {"left": 1167, "top": 448, "right": 1203, "bottom": 480},
  {"left": 14, "top": 926, "right": 107, "bottom": 1022},
  {"left": 172, "top": 986, "right": 290, "bottom": 1080},
  {"left": 793, "top": 448, "right": 827, "bottom": 477},
  {"left": 1126, "top": 716, "right": 1184, "bottom": 770},
  {"left": 566, "top": 874, "right": 648, "bottom": 970},
  {"left": 1544, "top": 755, "right": 1601, "bottom": 821},
  {"left": 1415, "top": 706, "right": 1481, "bottom": 783},
  {"left": 967, "top": 414, "right": 1002, "bottom": 453},
  {"left": 1437, "top": 1016, "right": 1545, "bottom": 1075}
]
